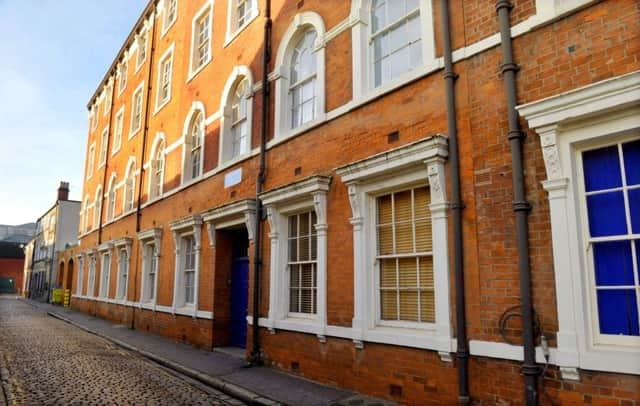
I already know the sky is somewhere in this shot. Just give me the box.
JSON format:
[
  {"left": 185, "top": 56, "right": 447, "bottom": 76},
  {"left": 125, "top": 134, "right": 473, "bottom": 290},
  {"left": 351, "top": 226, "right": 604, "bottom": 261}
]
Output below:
[{"left": 0, "top": 0, "right": 147, "bottom": 225}]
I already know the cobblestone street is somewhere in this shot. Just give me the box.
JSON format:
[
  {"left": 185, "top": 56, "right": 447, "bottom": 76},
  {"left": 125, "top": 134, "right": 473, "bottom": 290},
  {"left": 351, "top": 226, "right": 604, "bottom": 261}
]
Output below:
[{"left": 0, "top": 298, "right": 245, "bottom": 405}]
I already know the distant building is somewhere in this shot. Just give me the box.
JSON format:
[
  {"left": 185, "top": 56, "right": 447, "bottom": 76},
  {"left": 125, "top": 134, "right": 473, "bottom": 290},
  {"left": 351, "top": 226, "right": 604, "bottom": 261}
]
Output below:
[
  {"left": 25, "top": 182, "right": 80, "bottom": 302},
  {"left": 0, "top": 222, "right": 35, "bottom": 244},
  {"left": 0, "top": 241, "right": 25, "bottom": 295}
]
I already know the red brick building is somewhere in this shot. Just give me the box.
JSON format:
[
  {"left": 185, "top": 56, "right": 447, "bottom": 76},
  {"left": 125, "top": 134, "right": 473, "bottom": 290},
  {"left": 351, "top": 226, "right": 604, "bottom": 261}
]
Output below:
[
  {"left": 0, "top": 241, "right": 25, "bottom": 295},
  {"left": 59, "top": 0, "right": 640, "bottom": 403}
]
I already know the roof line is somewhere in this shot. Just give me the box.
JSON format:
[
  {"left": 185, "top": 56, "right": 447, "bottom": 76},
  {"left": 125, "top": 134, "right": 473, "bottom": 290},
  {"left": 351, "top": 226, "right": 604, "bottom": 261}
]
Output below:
[{"left": 86, "top": 0, "right": 156, "bottom": 110}]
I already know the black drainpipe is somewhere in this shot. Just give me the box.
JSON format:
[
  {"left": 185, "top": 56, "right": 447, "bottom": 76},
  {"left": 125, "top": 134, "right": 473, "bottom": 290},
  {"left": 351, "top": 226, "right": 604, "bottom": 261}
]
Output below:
[
  {"left": 132, "top": 11, "right": 157, "bottom": 330},
  {"left": 496, "top": 1, "right": 538, "bottom": 404},
  {"left": 250, "top": 0, "right": 272, "bottom": 365},
  {"left": 439, "top": 1, "right": 469, "bottom": 404}
]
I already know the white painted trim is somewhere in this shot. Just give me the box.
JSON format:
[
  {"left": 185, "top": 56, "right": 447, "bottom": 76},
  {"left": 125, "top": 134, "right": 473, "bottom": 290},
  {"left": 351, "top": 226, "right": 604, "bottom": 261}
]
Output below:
[
  {"left": 273, "top": 12, "right": 326, "bottom": 140},
  {"left": 147, "top": 133, "right": 167, "bottom": 202},
  {"left": 160, "top": 0, "right": 178, "bottom": 38},
  {"left": 517, "top": 71, "right": 640, "bottom": 376},
  {"left": 111, "top": 106, "right": 125, "bottom": 156},
  {"left": 98, "top": 126, "right": 110, "bottom": 168},
  {"left": 187, "top": 0, "right": 214, "bottom": 83},
  {"left": 219, "top": 65, "right": 255, "bottom": 165},
  {"left": 224, "top": 0, "right": 259, "bottom": 47},
  {"left": 154, "top": 43, "right": 175, "bottom": 115},
  {"left": 128, "top": 81, "right": 146, "bottom": 139},
  {"left": 170, "top": 215, "right": 203, "bottom": 316},
  {"left": 201, "top": 198, "right": 256, "bottom": 240},
  {"left": 181, "top": 101, "right": 207, "bottom": 185},
  {"left": 261, "top": 176, "right": 331, "bottom": 340}
]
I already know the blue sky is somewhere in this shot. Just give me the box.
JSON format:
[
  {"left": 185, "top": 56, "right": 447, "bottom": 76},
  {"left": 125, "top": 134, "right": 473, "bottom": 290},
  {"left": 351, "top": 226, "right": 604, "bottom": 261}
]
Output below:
[{"left": 0, "top": 0, "right": 147, "bottom": 225}]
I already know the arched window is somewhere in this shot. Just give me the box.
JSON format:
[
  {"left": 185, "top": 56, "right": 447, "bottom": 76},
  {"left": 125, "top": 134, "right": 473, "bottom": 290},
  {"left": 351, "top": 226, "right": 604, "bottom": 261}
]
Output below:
[
  {"left": 82, "top": 196, "right": 90, "bottom": 233},
  {"left": 274, "top": 12, "right": 326, "bottom": 137},
  {"left": 289, "top": 30, "right": 317, "bottom": 129},
  {"left": 107, "top": 174, "right": 117, "bottom": 221},
  {"left": 124, "top": 159, "right": 136, "bottom": 213},
  {"left": 150, "top": 138, "right": 165, "bottom": 200},
  {"left": 183, "top": 107, "right": 205, "bottom": 182},
  {"left": 220, "top": 67, "right": 254, "bottom": 163},
  {"left": 93, "top": 186, "right": 102, "bottom": 229}
]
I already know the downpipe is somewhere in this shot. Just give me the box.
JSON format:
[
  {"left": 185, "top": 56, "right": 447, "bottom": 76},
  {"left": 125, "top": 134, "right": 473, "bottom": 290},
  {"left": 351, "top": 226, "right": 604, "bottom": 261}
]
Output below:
[
  {"left": 496, "top": 1, "right": 539, "bottom": 404},
  {"left": 438, "top": 0, "right": 470, "bottom": 404}
]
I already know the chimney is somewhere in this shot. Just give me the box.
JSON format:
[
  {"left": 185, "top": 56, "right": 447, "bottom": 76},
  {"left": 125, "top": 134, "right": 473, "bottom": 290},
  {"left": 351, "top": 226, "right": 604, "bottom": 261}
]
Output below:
[{"left": 57, "top": 181, "right": 70, "bottom": 201}]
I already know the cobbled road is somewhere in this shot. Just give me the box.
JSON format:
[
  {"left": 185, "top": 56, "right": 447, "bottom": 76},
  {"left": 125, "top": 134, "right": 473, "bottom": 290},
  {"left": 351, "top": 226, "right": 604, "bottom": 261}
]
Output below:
[{"left": 0, "top": 298, "right": 244, "bottom": 406}]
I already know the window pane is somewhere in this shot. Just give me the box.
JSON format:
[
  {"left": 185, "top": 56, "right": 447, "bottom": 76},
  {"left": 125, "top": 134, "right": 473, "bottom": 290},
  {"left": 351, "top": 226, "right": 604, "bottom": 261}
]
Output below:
[
  {"left": 415, "top": 218, "right": 432, "bottom": 252},
  {"left": 629, "top": 188, "right": 640, "bottom": 234},
  {"left": 593, "top": 241, "right": 634, "bottom": 286},
  {"left": 623, "top": 139, "right": 640, "bottom": 186},
  {"left": 394, "top": 190, "right": 412, "bottom": 222},
  {"left": 583, "top": 145, "right": 622, "bottom": 192},
  {"left": 420, "top": 290, "right": 435, "bottom": 323},
  {"left": 596, "top": 289, "right": 639, "bottom": 336},
  {"left": 290, "top": 265, "right": 300, "bottom": 288},
  {"left": 377, "top": 225, "right": 393, "bottom": 255},
  {"left": 586, "top": 192, "right": 627, "bottom": 237},
  {"left": 380, "top": 259, "right": 396, "bottom": 288},
  {"left": 381, "top": 290, "right": 398, "bottom": 320},
  {"left": 398, "top": 257, "right": 417, "bottom": 288},
  {"left": 399, "top": 291, "right": 419, "bottom": 321},
  {"left": 418, "top": 256, "right": 434, "bottom": 288},
  {"left": 378, "top": 194, "right": 392, "bottom": 223},
  {"left": 395, "top": 221, "right": 413, "bottom": 253}
]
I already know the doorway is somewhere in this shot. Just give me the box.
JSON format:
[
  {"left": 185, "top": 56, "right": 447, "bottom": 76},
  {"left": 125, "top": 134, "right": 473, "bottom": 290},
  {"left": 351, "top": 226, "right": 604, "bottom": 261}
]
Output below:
[{"left": 228, "top": 229, "right": 249, "bottom": 348}]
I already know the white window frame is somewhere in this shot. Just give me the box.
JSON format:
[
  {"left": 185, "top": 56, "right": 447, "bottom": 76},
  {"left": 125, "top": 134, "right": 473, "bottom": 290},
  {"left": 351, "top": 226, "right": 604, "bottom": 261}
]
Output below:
[
  {"left": 518, "top": 71, "right": 640, "bottom": 376},
  {"left": 335, "top": 135, "right": 451, "bottom": 351},
  {"left": 114, "top": 238, "right": 133, "bottom": 301},
  {"left": 98, "top": 243, "right": 113, "bottom": 299},
  {"left": 135, "top": 29, "right": 148, "bottom": 72},
  {"left": 117, "top": 58, "right": 128, "bottom": 96},
  {"left": 169, "top": 215, "right": 202, "bottom": 316},
  {"left": 106, "top": 173, "right": 118, "bottom": 221},
  {"left": 181, "top": 102, "right": 206, "bottom": 184},
  {"left": 155, "top": 44, "right": 175, "bottom": 113},
  {"left": 224, "top": 0, "right": 259, "bottom": 46},
  {"left": 188, "top": 2, "right": 213, "bottom": 81},
  {"left": 90, "top": 106, "right": 98, "bottom": 131},
  {"left": 138, "top": 228, "right": 162, "bottom": 307},
  {"left": 76, "top": 255, "right": 85, "bottom": 296},
  {"left": 87, "top": 253, "right": 97, "bottom": 297},
  {"left": 112, "top": 106, "right": 124, "bottom": 155},
  {"left": 93, "top": 186, "right": 102, "bottom": 230},
  {"left": 350, "top": 0, "right": 437, "bottom": 100},
  {"left": 129, "top": 81, "right": 145, "bottom": 139},
  {"left": 103, "top": 82, "right": 113, "bottom": 117},
  {"left": 87, "top": 142, "right": 96, "bottom": 179},
  {"left": 161, "top": 0, "right": 178, "bottom": 36},
  {"left": 273, "top": 12, "right": 326, "bottom": 140},
  {"left": 148, "top": 134, "right": 166, "bottom": 201},
  {"left": 262, "top": 176, "right": 330, "bottom": 340},
  {"left": 123, "top": 158, "right": 137, "bottom": 214},
  {"left": 98, "top": 126, "right": 109, "bottom": 167},
  {"left": 82, "top": 196, "right": 90, "bottom": 234},
  {"left": 220, "top": 66, "right": 254, "bottom": 164}
]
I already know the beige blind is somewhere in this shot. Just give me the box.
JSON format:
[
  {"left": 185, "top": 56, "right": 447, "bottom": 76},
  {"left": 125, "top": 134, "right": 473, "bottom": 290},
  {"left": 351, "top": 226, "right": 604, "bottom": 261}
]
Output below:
[
  {"left": 377, "top": 186, "right": 435, "bottom": 323},
  {"left": 288, "top": 211, "right": 318, "bottom": 314}
]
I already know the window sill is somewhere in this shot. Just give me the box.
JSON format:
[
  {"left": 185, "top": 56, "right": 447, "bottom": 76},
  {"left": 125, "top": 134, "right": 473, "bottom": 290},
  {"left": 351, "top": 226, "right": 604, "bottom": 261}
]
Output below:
[
  {"left": 186, "top": 57, "right": 212, "bottom": 84},
  {"left": 153, "top": 97, "right": 171, "bottom": 116},
  {"left": 223, "top": 13, "right": 259, "bottom": 48}
]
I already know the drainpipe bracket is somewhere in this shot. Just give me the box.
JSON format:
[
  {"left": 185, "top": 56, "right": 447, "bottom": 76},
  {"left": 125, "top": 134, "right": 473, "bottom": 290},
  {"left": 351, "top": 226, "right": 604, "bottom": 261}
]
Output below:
[
  {"left": 495, "top": 0, "right": 513, "bottom": 12},
  {"left": 513, "top": 201, "right": 532, "bottom": 213},
  {"left": 507, "top": 129, "right": 525, "bottom": 141},
  {"left": 444, "top": 71, "right": 459, "bottom": 81},
  {"left": 521, "top": 363, "right": 543, "bottom": 377},
  {"left": 500, "top": 62, "right": 520, "bottom": 75},
  {"left": 450, "top": 202, "right": 466, "bottom": 210}
]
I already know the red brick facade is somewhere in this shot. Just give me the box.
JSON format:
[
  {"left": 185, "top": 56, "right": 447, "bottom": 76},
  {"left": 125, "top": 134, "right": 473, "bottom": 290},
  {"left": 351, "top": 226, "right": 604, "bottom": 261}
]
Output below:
[{"left": 57, "top": 0, "right": 640, "bottom": 404}]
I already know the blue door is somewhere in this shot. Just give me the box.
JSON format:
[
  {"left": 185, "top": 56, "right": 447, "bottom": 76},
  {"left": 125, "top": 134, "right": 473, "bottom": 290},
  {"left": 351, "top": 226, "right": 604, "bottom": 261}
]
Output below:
[{"left": 230, "top": 257, "right": 249, "bottom": 348}]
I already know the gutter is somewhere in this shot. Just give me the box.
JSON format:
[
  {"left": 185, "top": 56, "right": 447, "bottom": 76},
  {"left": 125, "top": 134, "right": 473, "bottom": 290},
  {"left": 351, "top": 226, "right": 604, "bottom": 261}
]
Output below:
[
  {"left": 496, "top": 1, "right": 539, "bottom": 404},
  {"left": 438, "top": 1, "right": 470, "bottom": 404},
  {"left": 250, "top": 0, "right": 272, "bottom": 365}
]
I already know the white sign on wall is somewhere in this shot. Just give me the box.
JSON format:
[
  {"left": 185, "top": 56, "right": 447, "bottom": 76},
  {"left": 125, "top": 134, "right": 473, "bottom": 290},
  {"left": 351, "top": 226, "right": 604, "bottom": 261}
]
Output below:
[{"left": 224, "top": 168, "right": 242, "bottom": 188}]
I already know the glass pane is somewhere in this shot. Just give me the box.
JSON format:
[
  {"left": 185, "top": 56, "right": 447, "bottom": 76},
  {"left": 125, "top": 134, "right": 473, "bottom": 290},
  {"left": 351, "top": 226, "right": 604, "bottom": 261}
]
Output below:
[
  {"left": 289, "top": 265, "right": 300, "bottom": 288},
  {"left": 399, "top": 291, "right": 419, "bottom": 321},
  {"left": 398, "top": 257, "right": 417, "bottom": 288},
  {"left": 420, "top": 290, "right": 435, "bottom": 323},
  {"left": 582, "top": 145, "right": 622, "bottom": 192},
  {"left": 406, "top": 0, "right": 420, "bottom": 13},
  {"left": 418, "top": 256, "right": 434, "bottom": 288},
  {"left": 380, "top": 259, "right": 396, "bottom": 288},
  {"left": 623, "top": 139, "right": 640, "bottom": 186},
  {"left": 371, "top": 1, "right": 385, "bottom": 32},
  {"left": 289, "top": 237, "right": 298, "bottom": 262},
  {"left": 409, "top": 40, "right": 422, "bottom": 68},
  {"left": 300, "top": 288, "right": 314, "bottom": 313},
  {"left": 596, "top": 289, "right": 639, "bottom": 336},
  {"left": 395, "top": 221, "right": 413, "bottom": 253},
  {"left": 593, "top": 241, "right": 634, "bottom": 286},
  {"left": 299, "top": 213, "right": 310, "bottom": 236},
  {"left": 391, "top": 47, "right": 409, "bottom": 78},
  {"left": 299, "top": 236, "right": 310, "bottom": 261},
  {"left": 380, "top": 290, "right": 398, "bottom": 320},
  {"left": 377, "top": 194, "right": 392, "bottom": 224},
  {"left": 415, "top": 218, "right": 432, "bottom": 252},
  {"left": 586, "top": 192, "right": 627, "bottom": 237},
  {"left": 288, "top": 215, "right": 298, "bottom": 237},
  {"left": 302, "top": 100, "right": 314, "bottom": 124},
  {"left": 388, "top": 1, "right": 404, "bottom": 23},
  {"left": 394, "top": 190, "right": 412, "bottom": 222},
  {"left": 301, "top": 263, "right": 314, "bottom": 288},
  {"left": 289, "top": 288, "right": 299, "bottom": 312},
  {"left": 629, "top": 188, "right": 640, "bottom": 234},
  {"left": 377, "top": 224, "right": 393, "bottom": 255},
  {"left": 388, "top": 22, "right": 407, "bottom": 53}
]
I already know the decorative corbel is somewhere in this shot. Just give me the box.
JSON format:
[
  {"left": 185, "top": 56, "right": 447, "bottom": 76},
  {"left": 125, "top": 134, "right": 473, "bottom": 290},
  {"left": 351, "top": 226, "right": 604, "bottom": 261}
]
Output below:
[
  {"left": 265, "top": 206, "right": 278, "bottom": 237},
  {"left": 244, "top": 211, "right": 256, "bottom": 241},
  {"left": 206, "top": 221, "right": 216, "bottom": 248}
]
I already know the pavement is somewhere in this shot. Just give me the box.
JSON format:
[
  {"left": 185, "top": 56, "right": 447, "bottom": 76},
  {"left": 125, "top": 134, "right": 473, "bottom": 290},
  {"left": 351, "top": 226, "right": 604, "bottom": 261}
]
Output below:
[{"left": 12, "top": 297, "right": 396, "bottom": 406}]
